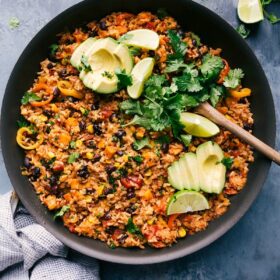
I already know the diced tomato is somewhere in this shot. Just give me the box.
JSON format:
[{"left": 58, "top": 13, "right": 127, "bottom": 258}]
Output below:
[{"left": 120, "top": 176, "right": 143, "bottom": 188}]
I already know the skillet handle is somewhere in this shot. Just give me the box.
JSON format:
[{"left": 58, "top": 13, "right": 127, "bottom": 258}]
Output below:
[{"left": 195, "top": 102, "right": 280, "bottom": 165}]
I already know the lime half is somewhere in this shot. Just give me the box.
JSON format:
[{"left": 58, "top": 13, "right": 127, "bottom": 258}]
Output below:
[
  {"left": 167, "top": 190, "right": 209, "bottom": 215},
  {"left": 120, "top": 29, "right": 160, "bottom": 50},
  {"left": 180, "top": 112, "right": 220, "bottom": 137},
  {"left": 128, "top": 57, "right": 155, "bottom": 99},
  {"left": 237, "top": 0, "right": 264, "bottom": 24}
]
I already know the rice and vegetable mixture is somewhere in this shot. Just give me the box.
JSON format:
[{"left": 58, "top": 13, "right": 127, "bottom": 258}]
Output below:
[{"left": 17, "top": 12, "right": 254, "bottom": 248}]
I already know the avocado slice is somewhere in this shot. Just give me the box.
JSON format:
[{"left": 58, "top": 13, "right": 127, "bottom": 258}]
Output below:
[
  {"left": 70, "top": 37, "right": 97, "bottom": 69},
  {"left": 196, "top": 141, "right": 226, "bottom": 194},
  {"left": 71, "top": 38, "right": 133, "bottom": 94},
  {"left": 168, "top": 152, "right": 200, "bottom": 191}
]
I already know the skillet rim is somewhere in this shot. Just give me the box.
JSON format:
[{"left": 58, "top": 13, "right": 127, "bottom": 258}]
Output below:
[{"left": 0, "top": 0, "right": 275, "bottom": 264}]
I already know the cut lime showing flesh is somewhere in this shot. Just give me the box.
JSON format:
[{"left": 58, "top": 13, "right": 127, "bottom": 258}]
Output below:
[
  {"left": 167, "top": 190, "right": 209, "bottom": 215},
  {"left": 128, "top": 57, "right": 155, "bottom": 99},
  {"left": 120, "top": 29, "right": 160, "bottom": 50},
  {"left": 237, "top": 0, "right": 264, "bottom": 24},
  {"left": 180, "top": 112, "right": 220, "bottom": 138}
]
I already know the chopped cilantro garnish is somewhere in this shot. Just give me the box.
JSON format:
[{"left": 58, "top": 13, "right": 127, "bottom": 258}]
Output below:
[
  {"left": 68, "top": 152, "right": 79, "bottom": 163},
  {"left": 236, "top": 24, "right": 250, "bottom": 39},
  {"left": 21, "top": 92, "right": 41, "bottom": 105},
  {"left": 53, "top": 205, "right": 70, "bottom": 220},
  {"left": 80, "top": 107, "right": 89, "bottom": 116},
  {"left": 9, "top": 17, "right": 20, "bottom": 29},
  {"left": 17, "top": 118, "right": 29, "bottom": 128},
  {"left": 130, "top": 155, "right": 143, "bottom": 164},
  {"left": 129, "top": 47, "right": 141, "bottom": 56},
  {"left": 49, "top": 44, "right": 59, "bottom": 56},
  {"left": 126, "top": 218, "right": 141, "bottom": 235},
  {"left": 102, "top": 71, "right": 114, "bottom": 79},
  {"left": 69, "top": 141, "right": 76, "bottom": 149},
  {"left": 180, "top": 134, "right": 192, "bottom": 147},
  {"left": 81, "top": 55, "right": 92, "bottom": 72},
  {"left": 221, "top": 157, "right": 234, "bottom": 169},
  {"left": 223, "top": 69, "right": 244, "bottom": 89},
  {"left": 115, "top": 68, "right": 132, "bottom": 89},
  {"left": 132, "top": 137, "right": 150, "bottom": 150},
  {"left": 199, "top": 54, "right": 224, "bottom": 82}
]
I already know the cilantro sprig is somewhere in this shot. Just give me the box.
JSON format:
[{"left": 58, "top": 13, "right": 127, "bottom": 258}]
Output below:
[{"left": 21, "top": 92, "right": 41, "bottom": 105}]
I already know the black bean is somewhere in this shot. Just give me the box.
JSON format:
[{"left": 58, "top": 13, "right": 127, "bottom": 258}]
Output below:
[
  {"left": 23, "top": 157, "right": 31, "bottom": 168},
  {"left": 127, "top": 191, "right": 135, "bottom": 199},
  {"left": 103, "top": 211, "right": 111, "bottom": 220},
  {"left": 105, "top": 226, "right": 116, "bottom": 235},
  {"left": 192, "top": 39, "right": 197, "bottom": 47},
  {"left": 30, "top": 167, "right": 41, "bottom": 181},
  {"left": 148, "top": 50, "right": 155, "bottom": 57},
  {"left": 161, "top": 143, "right": 169, "bottom": 153},
  {"left": 79, "top": 120, "right": 86, "bottom": 131},
  {"left": 114, "top": 130, "right": 126, "bottom": 139},
  {"left": 77, "top": 165, "right": 90, "bottom": 179},
  {"left": 50, "top": 185, "right": 58, "bottom": 194},
  {"left": 109, "top": 113, "right": 118, "bottom": 122},
  {"left": 92, "top": 154, "right": 101, "bottom": 162},
  {"left": 116, "top": 150, "right": 124, "bottom": 156},
  {"left": 118, "top": 234, "right": 128, "bottom": 244},
  {"left": 43, "top": 110, "right": 52, "bottom": 118},
  {"left": 91, "top": 103, "right": 99, "bottom": 110},
  {"left": 53, "top": 87, "right": 60, "bottom": 97},
  {"left": 59, "top": 68, "right": 67, "bottom": 78},
  {"left": 85, "top": 140, "right": 96, "bottom": 148},
  {"left": 125, "top": 206, "right": 134, "bottom": 214},
  {"left": 103, "top": 187, "right": 114, "bottom": 195},
  {"left": 47, "top": 62, "right": 54, "bottom": 69},
  {"left": 49, "top": 175, "right": 58, "bottom": 187},
  {"left": 99, "top": 21, "right": 107, "bottom": 30},
  {"left": 88, "top": 30, "right": 98, "bottom": 37},
  {"left": 105, "top": 165, "right": 117, "bottom": 174},
  {"left": 93, "top": 123, "right": 102, "bottom": 135}
]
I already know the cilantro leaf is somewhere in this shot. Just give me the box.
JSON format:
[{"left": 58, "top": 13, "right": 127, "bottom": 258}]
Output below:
[
  {"left": 167, "top": 30, "right": 187, "bottom": 58},
  {"left": 17, "top": 118, "right": 29, "bottom": 128},
  {"left": 165, "top": 59, "right": 187, "bottom": 73},
  {"left": 264, "top": 10, "right": 280, "bottom": 24},
  {"left": 130, "top": 155, "right": 143, "bottom": 164},
  {"left": 173, "top": 73, "right": 203, "bottom": 92},
  {"left": 132, "top": 137, "right": 150, "bottom": 150},
  {"left": 223, "top": 68, "right": 244, "bottom": 88},
  {"left": 200, "top": 54, "right": 224, "bottom": 82},
  {"left": 126, "top": 218, "right": 141, "bottom": 235},
  {"left": 81, "top": 55, "right": 92, "bottom": 72},
  {"left": 129, "top": 47, "right": 141, "bottom": 56},
  {"left": 180, "top": 134, "right": 192, "bottom": 147},
  {"left": 115, "top": 68, "right": 132, "bottom": 89},
  {"left": 49, "top": 44, "right": 59, "bottom": 56},
  {"left": 9, "top": 17, "right": 20, "bottom": 29},
  {"left": 120, "top": 99, "right": 143, "bottom": 115},
  {"left": 53, "top": 205, "right": 70, "bottom": 220},
  {"left": 21, "top": 92, "right": 41, "bottom": 105},
  {"left": 156, "top": 135, "right": 170, "bottom": 144},
  {"left": 68, "top": 152, "right": 79, "bottom": 163},
  {"left": 221, "top": 157, "right": 234, "bottom": 169},
  {"left": 69, "top": 141, "right": 76, "bottom": 149},
  {"left": 236, "top": 24, "right": 250, "bottom": 39},
  {"left": 209, "top": 85, "right": 225, "bottom": 107}
]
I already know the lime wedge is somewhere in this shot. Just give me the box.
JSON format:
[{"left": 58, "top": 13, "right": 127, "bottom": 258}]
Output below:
[
  {"left": 167, "top": 190, "right": 209, "bottom": 215},
  {"left": 237, "top": 0, "right": 264, "bottom": 24},
  {"left": 180, "top": 112, "right": 220, "bottom": 137},
  {"left": 128, "top": 57, "right": 155, "bottom": 99},
  {"left": 120, "top": 29, "right": 160, "bottom": 50}
]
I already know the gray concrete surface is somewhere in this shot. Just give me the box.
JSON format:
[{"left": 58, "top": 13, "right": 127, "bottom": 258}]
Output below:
[{"left": 0, "top": 0, "right": 280, "bottom": 279}]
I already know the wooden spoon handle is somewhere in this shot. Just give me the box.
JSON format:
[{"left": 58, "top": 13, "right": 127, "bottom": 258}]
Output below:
[{"left": 195, "top": 102, "right": 280, "bottom": 165}]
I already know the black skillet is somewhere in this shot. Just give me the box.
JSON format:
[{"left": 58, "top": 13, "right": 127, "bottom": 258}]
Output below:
[{"left": 1, "top": 0, "right": 275, "bottom": 264}]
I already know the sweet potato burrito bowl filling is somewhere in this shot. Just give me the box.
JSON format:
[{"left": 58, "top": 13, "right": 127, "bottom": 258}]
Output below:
[{"left": 17, "top": 11, "right": 254, "bottom": 249}]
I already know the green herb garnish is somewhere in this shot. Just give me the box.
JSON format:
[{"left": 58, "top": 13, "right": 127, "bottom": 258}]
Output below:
[
  {"left": 115, "top": 68, "right": 133, "bottom": 89},
  {"left": 102, "top": 71, "right": 114, "bottom": 79},
  {"left": 68, "top": 152, "right": 79, "bottom": 163},
  {"left": 223, "top": 68, "right": 244, "bottom": 89},
  {"left": 53, "top": 205, "right": 70, "bottom": 220},
  {"left": 130, "top": 155, "right": 143, "bottom": 164},
  {"left": 49, "top": 44, "right": 59, "bottom": 56},
  {"left": 126, "top": 218, "right": 141, "bottom": 235},
  {"left": 21, "top": 92, "right": 41, "bottom": 105},
  {"left": 132, "top": 137, "right": 150, "bottom": 150},
  {"left": 9, "top": 17, "right": 20, "bottom": 29},
  {"left": 69, "top": 141, "right": 76, "bottom": 149},
  {"left": 221, "top": 157, "right": 234, "bottom": 169},
  {"left": 236, "top": 24, "right": 250, "bottom": 39},
  {"left": 81, "top": 55, "right": 92, "bottom": 72},
  {"left": 180, "top": 134, "right": 192, "bottom": 147},
  {"left": 129, "top": 47, "right": 141, "bottom": 56}
]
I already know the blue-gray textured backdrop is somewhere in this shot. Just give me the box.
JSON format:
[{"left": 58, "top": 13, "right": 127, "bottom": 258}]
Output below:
[{"left": 0, "top": 0, "right": 279, "bottom": 279}]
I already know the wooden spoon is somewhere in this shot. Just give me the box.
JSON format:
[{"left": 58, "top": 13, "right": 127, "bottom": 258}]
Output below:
[{"left": 195, "top": 102, "right": 280, "bottom": 165}]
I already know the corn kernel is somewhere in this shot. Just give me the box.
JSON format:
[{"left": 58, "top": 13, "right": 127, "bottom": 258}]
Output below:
[
  {"left": 76, "top": 139, "right": 83, "bottom": 148},
  {"left": 87, "top": 124, "right": 94, "bottom": 133},
  {"left": 97, "top": 185, "right": 104, "bottom": 196},
  {"left": 84, "top": 195, "right": 92, "bottom": 203},
  {"left": 147, "top": 219, "right": 154, "bottom": 225},
  {"left": 178, "top": 227, "right": 186, "bottom": 238},
  {"left": 39, "top": 115, "right": 48, "bottom": 122},
  {"left": 145, "top": 169, "right": 152, "bottom": 177},
  {"left": 122, "top": 155, "right": 129, "bottom": 162},
  {"left": 50, "top": 104, "right": 59, "bottom": 112},
  {"left": 114, "top": 162, "right": 121, "bottom": 168},
  {"left": 47, "top": 152, "right": 55, "bottom": 159},
  {"left": 86, "top": 152, "right": 93, "bottom": 160},
  {"left": 143, "top": 189, "right": 153, "bottom": 200}
]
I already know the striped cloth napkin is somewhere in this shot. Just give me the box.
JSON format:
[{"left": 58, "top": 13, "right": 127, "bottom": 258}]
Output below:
[{"left": 0, "top": 191, "right": 100, "bottom": 280}]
